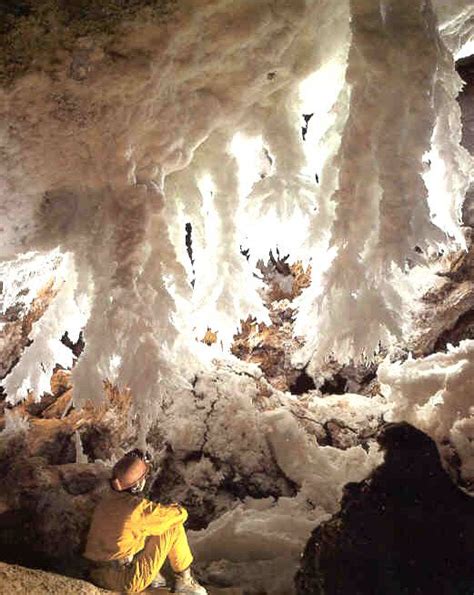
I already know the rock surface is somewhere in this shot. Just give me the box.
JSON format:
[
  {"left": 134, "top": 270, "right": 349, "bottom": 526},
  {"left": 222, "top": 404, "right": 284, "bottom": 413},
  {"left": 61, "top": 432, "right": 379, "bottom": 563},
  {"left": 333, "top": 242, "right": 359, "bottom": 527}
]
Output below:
[
  {"left": 457, "top": 56, "right": 474, "bottom": 226},
  {"left": 0, "top": 561, "right": 243, "bottom": 594},
  {"left": 0, "top": 281, "right": 57, "bottom": 380},
  {"left": 0, "top": 561, "right": 108, "bottom": 594},
  {"left": 295, "top": 423, "right": 474, "bottom": 595},
  {"left": 231, "top": 258, "right": 310, "bottom": 393},
  {"left": 0, "top": 373, "right": 136, "bottom": 575},
  {"left": 410, "top": 234, "right": 474, "bottom": 356}
]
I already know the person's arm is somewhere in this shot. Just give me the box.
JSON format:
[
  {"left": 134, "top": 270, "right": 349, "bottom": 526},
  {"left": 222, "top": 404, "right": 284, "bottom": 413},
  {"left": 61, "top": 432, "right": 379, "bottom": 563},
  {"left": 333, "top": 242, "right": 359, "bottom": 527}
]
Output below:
[{"left": 138, "top": 499, "right": 188, "bottom": 536}]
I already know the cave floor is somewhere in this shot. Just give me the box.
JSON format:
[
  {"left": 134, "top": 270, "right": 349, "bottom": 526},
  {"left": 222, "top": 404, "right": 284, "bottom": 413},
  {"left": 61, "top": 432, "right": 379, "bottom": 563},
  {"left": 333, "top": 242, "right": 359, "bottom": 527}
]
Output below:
[
  {"left": 148, "top": 588, "right": 242, "bottom": 594},
  {"left": 0, "top": 561, "right": 242, "bottom": 595}
]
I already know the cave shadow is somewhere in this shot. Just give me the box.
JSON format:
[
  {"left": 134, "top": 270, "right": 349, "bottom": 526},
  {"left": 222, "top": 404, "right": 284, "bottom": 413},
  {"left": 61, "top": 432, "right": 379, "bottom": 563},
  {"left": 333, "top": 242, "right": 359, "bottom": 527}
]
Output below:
[{"left": 296, "top": 422, "right": 474, "bottom": 595}]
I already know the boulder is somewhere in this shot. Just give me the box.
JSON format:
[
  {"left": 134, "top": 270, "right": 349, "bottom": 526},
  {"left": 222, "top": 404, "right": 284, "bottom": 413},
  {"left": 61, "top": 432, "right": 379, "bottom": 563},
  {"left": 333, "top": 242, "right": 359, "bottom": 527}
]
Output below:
[
  {"left": 0, "top": 561, "right": 109, "bottom": 594},
  {"left": 0, "top": 561, "right": 244, "bottom": 594},
  {"left": 295, "top": 423, "right": 474, "bottom": 595}
]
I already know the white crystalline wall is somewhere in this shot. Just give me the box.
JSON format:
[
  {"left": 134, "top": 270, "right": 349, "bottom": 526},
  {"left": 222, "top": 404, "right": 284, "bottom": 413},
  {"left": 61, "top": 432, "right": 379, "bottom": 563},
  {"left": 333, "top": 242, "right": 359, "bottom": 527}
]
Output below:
[
  {"left": 0, "top": 0, "right": 346, "bottom": 407},
  {"left": 0, "top": 2, "right": 473, "bottom": 592},
  {"left": 162, "top": 366, "right": 386, "bottom": 593},
  {"left": 379, "top": 339, "right": 474, "bottom": 486},
  {"left": 295, "top": 0, "right": 472, "bottom": 369},
  {"left": 0, "top": 0, "right": 471, "bottom": 409}
]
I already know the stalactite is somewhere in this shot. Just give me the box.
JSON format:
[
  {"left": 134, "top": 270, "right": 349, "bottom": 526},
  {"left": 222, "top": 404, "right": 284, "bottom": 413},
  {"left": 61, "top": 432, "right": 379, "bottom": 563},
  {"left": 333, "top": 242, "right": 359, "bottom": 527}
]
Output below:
[
  {"left": 0, "top": 0, "right": 471, "bottom": 421},
  {"left": 295, "top": 0, "right": 470, "bottom": 371}
]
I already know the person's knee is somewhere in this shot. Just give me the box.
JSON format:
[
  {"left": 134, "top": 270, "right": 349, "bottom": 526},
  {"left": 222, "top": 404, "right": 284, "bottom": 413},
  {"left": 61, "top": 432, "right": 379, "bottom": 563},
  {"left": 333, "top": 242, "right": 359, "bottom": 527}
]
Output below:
[
  {"left": 167, "top": 521, "right": 187, "bottom": 538},
  {"left": 145, "top": 522, "right": 185, "bottom": 550}
]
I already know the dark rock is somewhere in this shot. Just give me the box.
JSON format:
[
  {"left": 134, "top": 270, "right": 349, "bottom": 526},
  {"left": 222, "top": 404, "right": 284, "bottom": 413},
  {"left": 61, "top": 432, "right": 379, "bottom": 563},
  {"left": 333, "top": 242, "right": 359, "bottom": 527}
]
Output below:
[
  {"left": 59, "top": 464, "right": 105, "bottom": 495},
  {"left": 457, "top": 56, "right": 474, "bottom": 228},
  {"left": 457, "top": 56, "right": 474, "bottom": 158},
  {"left": 433, "top": 304, "right": 474, "bottom": 352},
  {"left": 295, "top": 422, "right": 474, "bottom": 595},
  {"left": 290, "top": 370, "right": 316, "bottom": 396},
  {"left": 61, "top": 331, "right": 85, "bottom": 359},
  {"left": 0, "top": 452, "right": 108, "bottom": 577},
  {"left": 0, "top": 509, "right": 51, "bottom": 570},
  {"left": 324, "top": 421, "right": 358, "bottom": 450}
]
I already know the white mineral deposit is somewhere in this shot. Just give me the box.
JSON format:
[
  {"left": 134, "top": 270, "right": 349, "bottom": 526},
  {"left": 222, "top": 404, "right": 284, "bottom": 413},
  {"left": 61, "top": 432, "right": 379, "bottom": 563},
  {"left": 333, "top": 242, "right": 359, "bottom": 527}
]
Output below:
[{"left": 0, "top": 0, "right": 473, "bottom": 593}]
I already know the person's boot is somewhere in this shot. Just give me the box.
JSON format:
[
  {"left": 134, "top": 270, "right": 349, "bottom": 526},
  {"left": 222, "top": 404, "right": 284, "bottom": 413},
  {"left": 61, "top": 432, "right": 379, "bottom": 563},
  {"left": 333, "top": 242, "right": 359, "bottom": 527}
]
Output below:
[
  {"left": 173, "top": 567, "right": 207, "bottom": 594},
  {"left": 150, "top": 571, "right": 167, "bottom": 589}
]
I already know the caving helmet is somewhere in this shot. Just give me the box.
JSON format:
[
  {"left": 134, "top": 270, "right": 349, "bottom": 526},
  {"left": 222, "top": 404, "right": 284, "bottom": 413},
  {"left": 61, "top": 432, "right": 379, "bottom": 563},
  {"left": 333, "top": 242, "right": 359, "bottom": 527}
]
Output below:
[{"left": 111, "top": 450, "right": 150, "bottom": 492}]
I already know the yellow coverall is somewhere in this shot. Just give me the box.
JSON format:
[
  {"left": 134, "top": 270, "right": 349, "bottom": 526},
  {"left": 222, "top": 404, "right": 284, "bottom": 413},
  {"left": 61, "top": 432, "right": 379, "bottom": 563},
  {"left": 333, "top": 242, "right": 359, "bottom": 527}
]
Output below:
[{"left": 84, "top": 489, "right": 193, "bottom": 592}]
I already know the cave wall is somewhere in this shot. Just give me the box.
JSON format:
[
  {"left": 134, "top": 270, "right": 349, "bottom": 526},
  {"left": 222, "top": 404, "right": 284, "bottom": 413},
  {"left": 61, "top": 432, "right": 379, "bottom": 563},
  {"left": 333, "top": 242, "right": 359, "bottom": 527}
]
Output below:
[{"left": 0, "top": 1, "right": 474, "bottom": 593}]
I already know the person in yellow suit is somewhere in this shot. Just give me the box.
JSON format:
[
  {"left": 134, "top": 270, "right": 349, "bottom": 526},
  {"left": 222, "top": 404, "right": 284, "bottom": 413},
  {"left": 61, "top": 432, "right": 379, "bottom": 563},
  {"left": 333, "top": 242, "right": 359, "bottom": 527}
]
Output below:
[{"left": 84, "top": 449, "right": 207, "bottom": 594}]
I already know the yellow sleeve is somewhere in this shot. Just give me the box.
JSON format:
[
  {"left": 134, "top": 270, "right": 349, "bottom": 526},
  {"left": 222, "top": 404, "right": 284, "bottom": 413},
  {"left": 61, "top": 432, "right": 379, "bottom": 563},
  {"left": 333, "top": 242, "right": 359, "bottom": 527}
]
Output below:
[{"left": 138, "top": 499, "right": 188, "bottom": 537}]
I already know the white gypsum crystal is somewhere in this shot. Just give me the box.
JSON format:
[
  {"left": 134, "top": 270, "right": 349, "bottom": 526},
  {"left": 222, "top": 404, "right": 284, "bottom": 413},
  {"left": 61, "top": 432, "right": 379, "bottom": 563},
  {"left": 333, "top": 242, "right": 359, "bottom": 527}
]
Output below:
[
  {"left": 295, "top": 0, "right": 469, "bottom": 370},
  {"left": 379, "top": 339, "right": 474, "bottom": 483},
  {"left": 0, "top": 0, "right": 470, "bottom": 420}
]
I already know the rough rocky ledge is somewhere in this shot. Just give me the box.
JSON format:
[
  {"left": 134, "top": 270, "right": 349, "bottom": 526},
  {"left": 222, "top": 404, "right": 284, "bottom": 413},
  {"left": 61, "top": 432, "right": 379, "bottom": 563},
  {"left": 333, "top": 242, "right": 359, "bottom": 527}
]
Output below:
[
  {"left": 0, "top": 561, "right": 243, "bottom": 594},
  {"left": 0, "top": 561, "right": 109, "bottom": 594}
]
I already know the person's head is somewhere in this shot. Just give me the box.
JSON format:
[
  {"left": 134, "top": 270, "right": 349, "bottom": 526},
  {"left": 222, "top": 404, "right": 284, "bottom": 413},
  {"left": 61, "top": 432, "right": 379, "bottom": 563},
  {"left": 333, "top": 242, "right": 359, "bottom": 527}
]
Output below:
[{"left": 111, "top": 450, "right": 150, "bottom": 494}]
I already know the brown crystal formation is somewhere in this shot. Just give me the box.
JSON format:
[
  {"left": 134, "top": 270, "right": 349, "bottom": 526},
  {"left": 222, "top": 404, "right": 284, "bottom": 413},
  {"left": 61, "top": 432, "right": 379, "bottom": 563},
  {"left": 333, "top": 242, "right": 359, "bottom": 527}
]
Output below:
[
  {"left": 411, "top": 232, "right": 474, "bottom": 356},
  {"left": 231, "top": 258, "right": 311, "bottom": 392},
  {"left": 0, "top": 369, "right": 133, "bottom": 461},
  {"left": 0, "top": 280, "right": 57, "bottom": 379},
  {"left": 202, "top": 328, "right": 218, "bottom": 346}
]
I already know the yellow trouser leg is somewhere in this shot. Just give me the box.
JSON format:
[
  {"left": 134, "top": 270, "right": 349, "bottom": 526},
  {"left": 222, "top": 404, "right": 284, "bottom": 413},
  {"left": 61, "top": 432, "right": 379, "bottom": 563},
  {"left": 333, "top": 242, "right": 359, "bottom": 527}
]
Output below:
[
  {"left": 126, "top": 522, "right": 194, "bottom": 592},
  {"left": 90, "top": 523, "right": 194, "bottom": 593}
]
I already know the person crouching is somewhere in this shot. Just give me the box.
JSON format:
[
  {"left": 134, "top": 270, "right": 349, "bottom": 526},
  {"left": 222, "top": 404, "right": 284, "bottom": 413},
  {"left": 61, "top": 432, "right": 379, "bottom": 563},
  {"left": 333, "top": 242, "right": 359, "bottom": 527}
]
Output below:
[{"left": 84, "top": 449, "right": 207, "bottom": 594}]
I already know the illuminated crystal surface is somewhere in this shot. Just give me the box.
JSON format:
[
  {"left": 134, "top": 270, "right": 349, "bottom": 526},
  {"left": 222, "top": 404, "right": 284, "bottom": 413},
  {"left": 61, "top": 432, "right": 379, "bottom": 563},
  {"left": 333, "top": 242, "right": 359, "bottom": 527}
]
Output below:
[{"left": 0, "top": 0, "right": 473, "bottom": 592}]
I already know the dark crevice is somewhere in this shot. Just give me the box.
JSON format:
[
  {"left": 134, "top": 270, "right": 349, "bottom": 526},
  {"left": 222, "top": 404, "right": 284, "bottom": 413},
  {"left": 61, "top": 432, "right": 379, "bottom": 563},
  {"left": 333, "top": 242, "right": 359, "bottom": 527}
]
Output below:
[
  {"left": 301, "top": 113, "right": 314, "bottom": 141},
  {"left": 289, "top": 369, "right": 316, "bottom": 395},
  {"left": 240, "top": 246, "right": 250, "bottom": 261},
  {"left": 262, "top": 147, "right": 273, "bottom": 168},
  {"left": 185, "top": 222, "right": 193, "bottom": 266},
  {"left": 319, "top": 373, "right": 347, "bottom": 395},
  {"left": 200, "top": 391, "right": 220, "bottom": 453},
  {"left": 185, "top": 221, "right": 195, "bottom": 287},
  {"left": 433, "top": 308, "right": 474, "bottom": 353},
  {"left": 60, "top": 331, "right": 85, "bottom": 358}
]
